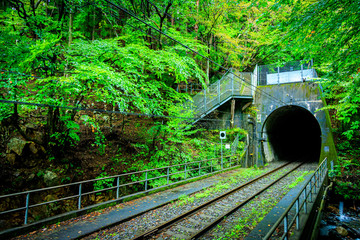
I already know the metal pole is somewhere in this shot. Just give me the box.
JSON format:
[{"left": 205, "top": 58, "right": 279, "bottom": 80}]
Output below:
[
  {"left": 301, "top": 64, "right": 304, "bottom": 81},
  {"left": 78, "top": 183, "right": 82, "bottom": 210},
  {"left": 116, "top": 177, "right": 120, "bottom": 199},
  {"left": 296, "top": 199, "right": 300, "bottom": 230},
  {"left": 198, "top": 162, "right": 201, "bottom": 176},
  {"left": 309, "top": 179, "right": 313, "bottom": 202},
  {"left": 218, "top": 80, "right": 221, "bottom": 104},
  {"left": 145, "top": 171, "right": 148, "bottom": 191},
  {"left": 185, "top": 164, "right": 187, "bottom": 179},
  {"left": 221, "top": 139, "right": 223, "bottom": 169},
  {"left": 304, "top": 188, "right": 308, "bottom": 214},
  {"left": 167, "top": 167, "right": 169, "bottom": 185},
  {"left": 204, "top": 89, "right": 207, "bottom": 112},
  {"left": 24, "top": 193, "right": 30, "bottom": 225},
  {"left": 284, "top": 214, "right": 288, "bottom": 240},
  {"left": 231, "top": 71, "right": 234, "bottom": 95}
]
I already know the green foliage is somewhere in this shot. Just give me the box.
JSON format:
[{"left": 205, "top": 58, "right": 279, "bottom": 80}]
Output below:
[
  {"left": 288, "top": 171, "right": 310, "bottom": 189},
  {"left": 329, "top": 157, "right": 360, "bottom": 200},
  {"left": 49, "top": 115, "right": 80, "bottom": 147},
  {"left": 93, "top": 172, "right": 114, "bottom": 195},
  {"left": 81, "top": 115, "right": 106, "bottom": 155}
]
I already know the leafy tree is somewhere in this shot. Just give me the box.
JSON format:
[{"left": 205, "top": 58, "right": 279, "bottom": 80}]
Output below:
[
  {"left": 0, "top": 0, "right": 207, "bottom": 159},
  {"left": 262, "top": 0, "right": 360, "bottom": 200}
]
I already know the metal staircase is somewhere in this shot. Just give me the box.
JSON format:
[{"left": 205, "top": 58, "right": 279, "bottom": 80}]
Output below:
[{"left": 191, "top": 67, "right": 257, "bottom": 123}]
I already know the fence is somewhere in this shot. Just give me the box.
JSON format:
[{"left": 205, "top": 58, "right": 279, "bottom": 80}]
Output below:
[
  {"left": 192, "top": 69, "right": 253, "bottom": 119},
  {"left": 263, "top": 157, "right": 328, "bottom": 240},
  {"left": 176, "top": 82, "right": 203, "bottom": 95},
  {"left": 258, "top": 60, "right": 318, "bottom": 86},
  {"left": 0, "top": 148, "right": 248, "bottom": 232}
]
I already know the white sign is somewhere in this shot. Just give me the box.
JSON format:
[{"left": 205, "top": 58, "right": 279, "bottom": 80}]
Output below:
[
  {"left": 220, "top": 131, "right": 226, "bottom": 140},
  {"left": 225, "top": 144, "right": 231, "bottom": 149}
]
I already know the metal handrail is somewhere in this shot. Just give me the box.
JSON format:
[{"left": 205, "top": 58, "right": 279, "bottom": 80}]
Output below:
[
  {"left": 263, "top": 158, "right": 328, "bottom": 240},
  {"left": 191, "top": 70, "right": 253, "bottom": 121},
  {"left": 0, "top": 149, "right": 247, "bottom": 230},
  {"left": 257, "top": 60, "right": 317, "bottom": 86},
  {"left": 0, "top": 155, "right": 235, "bottom": 199}
]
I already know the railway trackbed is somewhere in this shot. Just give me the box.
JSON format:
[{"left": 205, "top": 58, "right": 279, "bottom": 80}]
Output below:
[
  {"left": 131, "top": 162, "right": 303, "bottom": 240},
  {"left": 80, "top": 161, "right": 315, "bottom": 240}
]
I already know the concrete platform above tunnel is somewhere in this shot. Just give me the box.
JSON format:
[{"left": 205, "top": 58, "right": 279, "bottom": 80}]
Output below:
[{"left": 254, "top": 82, "right": 337, "bottom": 164}]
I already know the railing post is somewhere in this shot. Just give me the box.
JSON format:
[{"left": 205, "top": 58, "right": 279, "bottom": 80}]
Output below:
[
  {"left": 24, "top": 193, "right": 30, "bottom": 225},
  {"left": 167, "top": 167, "right": 170, "bottom": 185},
  {"left": 116, "top": 177, "right": 120, "bottom": 199},
  {"left": 78, "top": 183, "right": 82, "bottom": 210},
  {"left": 319, "top": 163, "right": 323, "bottom": 179},
  {"left": 309, "top": 180, "right": 313, "bottom": 202},
  {"left": 145, "top": 171, "right": 148, "bottom": 191},
  {"left": 185, "top": 164, "right": 187, "bottom": 179},
  {"left": 301, "top": 64, "right": 304, "bottom": 81},
  {"left": 198, "top": 162, "right": 201, "bottom": 176},
  {"left": 316, "top": 171, "right": 319, "bottom": 189},
  {"left": 231, "top": 71, "right": 234, "bottom": 95},
  {"left": 304, "top": 188, "right": 308, "bottom": 214},
  {"left": 284, "top": 214, "right": 288, "bottom": 240},
  {"left": 204, "top": 89, "right": 207, "bottom": 112},
  {"left": 296, "top": 199, "right": 300, "bottom": 230},
  {"left": 218, "top": 80, "right": 221, "bottom": 104},
  {"left": 221, "top": 139, "right": 223, "bottom": 169}
]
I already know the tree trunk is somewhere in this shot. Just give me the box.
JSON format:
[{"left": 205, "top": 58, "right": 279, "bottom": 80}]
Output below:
[
  {"left": 206, "top": 34, "right": 212, "bottom": 85},
  {"left": 194, "top": 0, "right": 199, "bottom": 39},
  {"left": 92, "top": 4, "right": 96, "bottom": 41},
  {"left": 68, "top": 8, "right": 73, "bottom": 46}
]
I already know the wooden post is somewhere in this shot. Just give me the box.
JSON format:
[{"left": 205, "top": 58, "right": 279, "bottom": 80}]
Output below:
[{"left": 230, "top": 99, "right": 235, "bottom": 128}]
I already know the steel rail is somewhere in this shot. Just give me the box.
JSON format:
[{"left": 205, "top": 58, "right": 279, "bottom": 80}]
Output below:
[
  {"left": 263, "top": 158, "right": 328, "bottom": 240},
  {"left": 131, "top": 162, "right": 294, "bottom": 240},
  {"left": 189, "top": 162, "right": 305, "bottom": 240}
]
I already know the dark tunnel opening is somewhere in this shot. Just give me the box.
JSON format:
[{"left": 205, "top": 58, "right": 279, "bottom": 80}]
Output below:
[{"left": 263, "top": 105, "right": 321, "bottom": 162}]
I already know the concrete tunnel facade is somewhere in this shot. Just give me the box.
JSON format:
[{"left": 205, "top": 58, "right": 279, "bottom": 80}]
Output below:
[
  {"left": 262, "top": 105, "right": 322, "bottom": 162},
  {"left": 255, "top": 82, "right": 337, "bottom": 164}
]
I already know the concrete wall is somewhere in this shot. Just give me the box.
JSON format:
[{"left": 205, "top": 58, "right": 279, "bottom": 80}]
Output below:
[{"left": 195, "top": 100, "right": 249, "bottom": 130}]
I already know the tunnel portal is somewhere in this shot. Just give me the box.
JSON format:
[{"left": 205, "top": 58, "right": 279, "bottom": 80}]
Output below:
[{"left": 263, "top": 105, "right": 321, "bottom": 162}]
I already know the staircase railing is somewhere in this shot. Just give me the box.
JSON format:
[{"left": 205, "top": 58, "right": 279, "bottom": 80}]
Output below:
[{"left": 192, "top": 70, "right": 253, "bottom": 120}]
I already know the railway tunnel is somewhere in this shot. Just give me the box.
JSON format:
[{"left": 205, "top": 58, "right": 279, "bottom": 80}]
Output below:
[{"left": 262, "top": 105, "right": 322, "bottom": 162}]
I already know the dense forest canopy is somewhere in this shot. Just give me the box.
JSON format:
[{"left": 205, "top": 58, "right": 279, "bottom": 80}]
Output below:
[{"left": 0, "top": 0, "right": 359, "bottom": 199}]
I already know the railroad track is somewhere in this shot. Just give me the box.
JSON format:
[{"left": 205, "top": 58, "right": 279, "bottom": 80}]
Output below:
[{"left": 129, "top": 161, "right": 304, "bottom": 240}]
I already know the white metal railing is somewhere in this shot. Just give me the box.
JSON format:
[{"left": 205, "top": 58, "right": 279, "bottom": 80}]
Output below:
[
  {"left": 192, "top": 70, "right": 253, "bottom": 119},
  {"left": 258, "top": 60, "right": 317, "bottom": 86},
  {"left": 0, "top": 149, "right": 248, "bottom": 232},
  {"left": 263, "top": 158, "right": 328, "bottom": 240}
]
